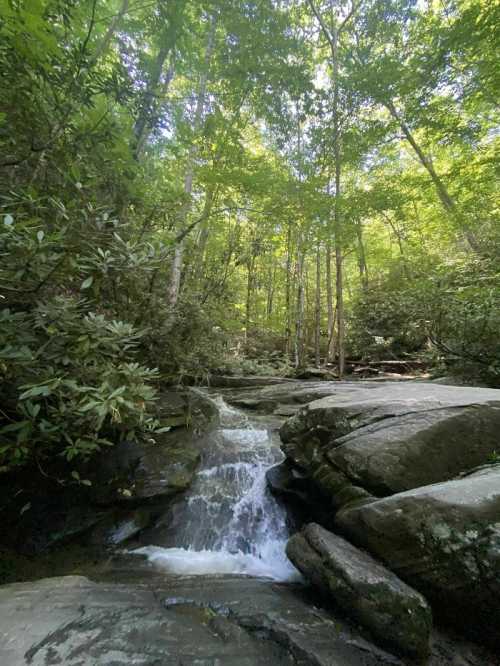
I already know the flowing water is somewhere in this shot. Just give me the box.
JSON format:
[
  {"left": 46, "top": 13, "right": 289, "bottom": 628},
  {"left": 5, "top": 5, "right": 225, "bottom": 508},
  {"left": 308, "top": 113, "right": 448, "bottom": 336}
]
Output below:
[{"left": 132, "top": 393, "right": 299, "bottom": 581}]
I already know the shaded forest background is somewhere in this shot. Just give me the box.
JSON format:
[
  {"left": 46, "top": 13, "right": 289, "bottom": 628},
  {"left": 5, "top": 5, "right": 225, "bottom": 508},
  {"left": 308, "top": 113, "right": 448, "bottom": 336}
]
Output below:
[{"left": 0, "top": 0, "right": 498, "bottom": 476}]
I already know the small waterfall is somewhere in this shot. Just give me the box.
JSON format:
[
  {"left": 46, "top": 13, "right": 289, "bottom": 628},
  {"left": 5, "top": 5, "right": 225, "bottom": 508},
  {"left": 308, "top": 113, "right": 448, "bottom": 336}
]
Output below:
[{"left": 132, "top": 392, "right": 299, "bottom": 581}]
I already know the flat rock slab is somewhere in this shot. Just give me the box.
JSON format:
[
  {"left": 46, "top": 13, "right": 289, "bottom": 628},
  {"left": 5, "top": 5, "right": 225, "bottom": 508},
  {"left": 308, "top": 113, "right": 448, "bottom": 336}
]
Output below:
[
  {"left": 336, "top": 465, "right": 500, "bottom": 647},
  {"left": 225, "top": 380, "right": 383, "bottom": 414},
  {"left": 287, "top": 524, "right": 432, "bottom": 658},
  {"left": 0, "top": 574, "right": 403, "bottom": 666},
  {"left": 280, "top": 382, "right": 500, "bottom": 497},
  {"left": 207, "top": 375, "right": 296, "bottom": 388},
  {"left": 1, "top": 572, "right": 498, "bottom": 666}
]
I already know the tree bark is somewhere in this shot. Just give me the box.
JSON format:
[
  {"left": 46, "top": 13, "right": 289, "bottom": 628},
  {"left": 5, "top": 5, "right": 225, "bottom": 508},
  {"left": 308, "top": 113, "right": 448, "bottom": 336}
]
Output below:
[
  {"left": 285, "top": 220, "right": 293, "bottom": 359},
  {"left": 294, "top": 242, "right": 306, "bottom": 369},
  {"left": 325, "top": 239, "right": 336, "bottom": 363},
  {"left": 356, "top": 219, "right": 368, "bottom": 288},
  {"left": 245, "top": 252, "right": 256, "bottom": 342},
  {"left": 332, "top": 25, "right": 345, "bottom": 378},
  {"left": 314, "top": 242, "right": 321, "bottom": 367}
]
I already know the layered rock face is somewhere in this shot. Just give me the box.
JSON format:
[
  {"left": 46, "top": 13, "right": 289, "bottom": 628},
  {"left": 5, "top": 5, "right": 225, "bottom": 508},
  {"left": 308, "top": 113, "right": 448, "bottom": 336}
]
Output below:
[
  {"left": 280, "top": 382, "right": 500, "bottom": 501},
  {"left": 278, "top": 381, "right": 500, "bottom": 648}
]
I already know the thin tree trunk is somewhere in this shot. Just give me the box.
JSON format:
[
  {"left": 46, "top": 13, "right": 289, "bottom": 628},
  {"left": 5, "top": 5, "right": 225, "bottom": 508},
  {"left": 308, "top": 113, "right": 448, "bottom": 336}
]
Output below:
[
  {"left": 90, "top": 0, "right": 129, "bottom": 67},
  {"left": 267, "top": 264, "right": 275, "bottom": 322},
  {"left": 384, "top": 98, "right": 479, "bottom": 252},
  {"left": 166, "top": 16, "right": 216, "bottom": 316},
  {"left": 325, "top": 239, "right": 335, "bottom": 363},
  {"left": 315, "top": 242, "right": 321, "bottom": 367},
  {"left": 285, "top": 220, "right": 293, "bottom": 359},
  {"left": 194, "top": 184, "right": 218, "bottom": 276},
  {"left": 356, "top": 219, "right": 368, "bottom": 288},
  {"left": 294, "top": 242, "right": 305, "bottom": 369},
  {"left": 245, "top": 253, "right": 256, "bottom": 342},
  {"left": 331, "top": 25, "right": 345, "bottom": 378},
  {"left": 335, "top": 244, "right": 345, "bottom": 376}
]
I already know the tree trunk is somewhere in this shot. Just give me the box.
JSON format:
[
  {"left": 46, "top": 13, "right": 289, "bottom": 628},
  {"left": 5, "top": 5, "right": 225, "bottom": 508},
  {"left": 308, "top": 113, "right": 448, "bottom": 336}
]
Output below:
[
  {"left": 267, "top": 264, "right": 275, "bottom": 322},
  {"left": 325, "top": 239, "right": 336, "bottom": 363},
  {"left": 331, "top": 25, "right": 345, "bottom": 378},
  {"left": 294, "top": 243, "right": 305, "bottom": 369},
  {"left": 285, "top": 220, "right": 293, "bottom": 359},
  {"left": 245, "top": 253, "right": 256, "bottom": 342},
  {"left": 314, "top": 242, "right": 321, "bottom": 367},
  {"left": 356, "top": 219, "right": 368, "bottom": 288}
]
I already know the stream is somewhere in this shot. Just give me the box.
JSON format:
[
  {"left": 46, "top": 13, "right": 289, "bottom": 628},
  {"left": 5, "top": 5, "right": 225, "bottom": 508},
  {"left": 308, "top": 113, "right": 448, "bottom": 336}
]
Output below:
[{"left": 131, "top": 392, "right": 299, "bottom": 581}]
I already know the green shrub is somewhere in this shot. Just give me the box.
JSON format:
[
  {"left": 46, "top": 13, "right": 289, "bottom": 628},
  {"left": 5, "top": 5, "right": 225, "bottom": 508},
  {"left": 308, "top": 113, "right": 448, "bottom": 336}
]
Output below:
[{"left": 0, "top": 297, "right": 159, "bottom": 474}]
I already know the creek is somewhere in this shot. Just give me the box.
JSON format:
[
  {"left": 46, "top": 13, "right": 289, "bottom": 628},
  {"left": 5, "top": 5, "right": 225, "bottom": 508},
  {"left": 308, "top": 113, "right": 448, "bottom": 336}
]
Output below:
[{"left": 131, "top": 391, "right": 299, "bottom": 581}]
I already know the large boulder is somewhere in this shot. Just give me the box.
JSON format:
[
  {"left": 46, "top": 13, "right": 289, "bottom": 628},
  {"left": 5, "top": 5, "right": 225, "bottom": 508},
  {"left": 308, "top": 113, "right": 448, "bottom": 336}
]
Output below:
[
  {"left": 280, "top": 382, "right": 500, "bottom": 501},
  {"left": 287, "top": 523, "right": 432, "bottom": 658},
  {"left": 336, "top": 464, "right": 500, "bottom": 646}
]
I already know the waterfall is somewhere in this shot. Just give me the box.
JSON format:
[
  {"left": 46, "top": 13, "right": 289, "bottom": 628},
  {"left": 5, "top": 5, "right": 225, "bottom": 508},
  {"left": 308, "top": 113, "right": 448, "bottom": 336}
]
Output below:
[{"left": 131, "top": 393, "right": 299, "bottom": 581}]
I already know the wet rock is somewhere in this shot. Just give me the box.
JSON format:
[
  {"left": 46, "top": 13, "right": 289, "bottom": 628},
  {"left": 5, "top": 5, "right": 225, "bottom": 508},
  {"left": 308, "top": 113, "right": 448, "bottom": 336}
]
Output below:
[
  {"left": 0, "top": 574, "right": 403, "bottom": 665},
  {"left": 280, "top": 382, "right": 500, "bottom": 498},
  {"left": 266, "top": 461, "right": 310, "bottom": 503},
  {"left": 287, "top": 523, "right": 432, "bottom": 658},
  {"left": 336, "top": 465, "right": 500, "bottom": 647},
  {"left": 89, "top": 430, "right": 200, "bottom": 505},
  {"left": 88, "top": 509, "right": 153, "bottom": 546},
  {"left": 0, "top": 573, "right": 496, "bottom": 666}
]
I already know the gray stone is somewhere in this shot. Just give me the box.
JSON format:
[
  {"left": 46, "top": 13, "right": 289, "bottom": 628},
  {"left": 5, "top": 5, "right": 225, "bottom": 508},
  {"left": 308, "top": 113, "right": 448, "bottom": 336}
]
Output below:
[
  {"left": 88, "top": 509, "right": 152, "bottom": 546},
  {"left": 280, "top": 382, "right": 500, "bottom": 498},
  {"left": 0, "top": 572, "right": 496, "bottom": 665},
  {"left": 89, "top": 430, "right": 201, "bottom": 505},
  {"left": 0, "top": 574, "right": 405, "bottom": 666},
  {"left": 207, "top": 375, "right": 295, "bottom": 388},
  {"left": 336, "top": 465, "right": 500, "bottom": 647},
  {"left": 287, "top": 523, "right": 432, "bottom": 658}
]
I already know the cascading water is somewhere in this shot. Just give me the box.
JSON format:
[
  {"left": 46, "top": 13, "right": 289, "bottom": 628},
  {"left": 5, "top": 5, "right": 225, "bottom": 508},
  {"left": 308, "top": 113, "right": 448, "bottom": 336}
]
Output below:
[{"left": 131, "top": 393, "right": 299, "bottom": 581}]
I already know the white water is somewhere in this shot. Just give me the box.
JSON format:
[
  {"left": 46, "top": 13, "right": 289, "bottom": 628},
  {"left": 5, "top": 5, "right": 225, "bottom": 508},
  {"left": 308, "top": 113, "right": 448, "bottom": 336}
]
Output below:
[{"left": 131, "top": 393, "right": 299, "bottom": 581}]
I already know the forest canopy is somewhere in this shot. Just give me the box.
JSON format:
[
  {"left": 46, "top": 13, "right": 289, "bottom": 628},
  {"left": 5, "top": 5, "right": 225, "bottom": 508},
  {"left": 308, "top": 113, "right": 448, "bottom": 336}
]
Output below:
[{"left": 1, "top": 0, "right": 499, "bottom": 475}]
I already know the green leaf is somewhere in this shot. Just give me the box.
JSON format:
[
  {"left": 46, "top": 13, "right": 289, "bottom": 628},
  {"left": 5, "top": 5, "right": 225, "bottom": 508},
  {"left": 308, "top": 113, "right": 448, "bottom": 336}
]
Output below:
[
  {"left": 81, "top": 276, "right": 94, "bottom": 290},
  {"left": 19, "top": 385, "right": 51, "bottom": 399}
]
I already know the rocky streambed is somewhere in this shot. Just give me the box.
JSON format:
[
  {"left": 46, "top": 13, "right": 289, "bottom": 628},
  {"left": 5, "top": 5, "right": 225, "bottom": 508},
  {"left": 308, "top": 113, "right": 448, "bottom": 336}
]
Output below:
[{"left": 1, "top": 378, "right": 499, "bottom": 665}]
